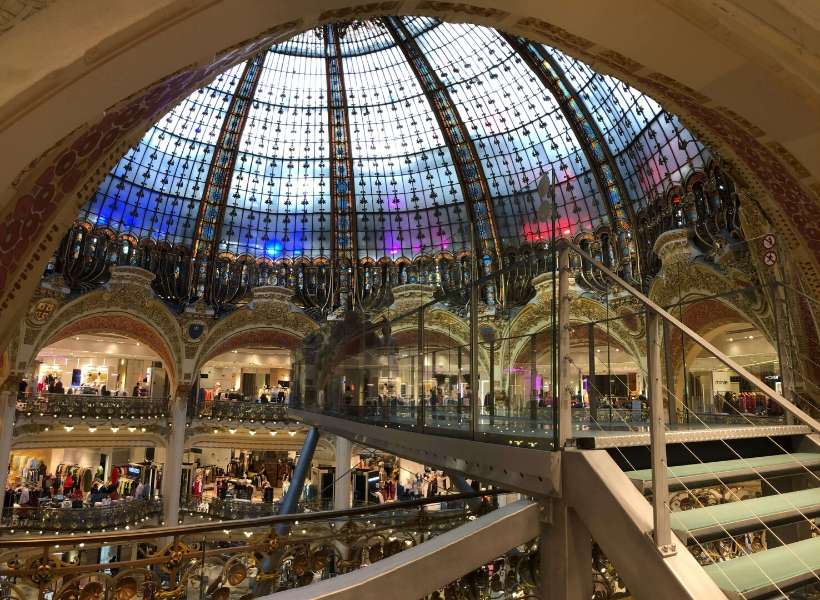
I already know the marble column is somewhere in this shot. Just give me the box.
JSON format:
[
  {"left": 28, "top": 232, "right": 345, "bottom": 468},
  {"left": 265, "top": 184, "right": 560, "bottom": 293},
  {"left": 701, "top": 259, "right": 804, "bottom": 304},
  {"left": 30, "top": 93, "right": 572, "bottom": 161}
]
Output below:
[
  {"left": 162, "top": 385, "right": 189, "bottom": 526},
  {"left": 0, "top": 375, "right": 20, "bottom": 510},
  {"left": 333, "top": 435, "right": 353, "bottom": 511}
]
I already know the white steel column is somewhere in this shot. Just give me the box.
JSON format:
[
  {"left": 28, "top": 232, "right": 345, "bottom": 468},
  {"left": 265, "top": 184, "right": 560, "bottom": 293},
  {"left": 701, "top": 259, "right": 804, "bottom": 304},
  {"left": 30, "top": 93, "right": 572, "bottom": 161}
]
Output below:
[
  {"left": 163, "top": 386, "right": 188, "bottom": 526},
  {"left": 557, "top": 244, "right": 571, "bottom": 446},
  {"left": 539, "top": 499, "right": 592, "bottom": 600},
  {"left": 333, "top": 435, "right": 352, "bottom": 511},
  {"left": 0, "top": 375, "right": 19, "bottom": 510},
  {"left": 647, "top": 311, "right": 675, "bottom": 555}
]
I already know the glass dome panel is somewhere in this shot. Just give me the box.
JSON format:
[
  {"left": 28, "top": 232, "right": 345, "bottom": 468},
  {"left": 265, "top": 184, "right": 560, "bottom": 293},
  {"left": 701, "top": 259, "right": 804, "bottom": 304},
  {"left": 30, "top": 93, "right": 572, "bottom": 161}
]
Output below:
[
  {"left": 80, "top": 62, "right": 248, "bottom": 245},
  {"left": 74, "top": 17, "right": 711, "bottom": 264}
]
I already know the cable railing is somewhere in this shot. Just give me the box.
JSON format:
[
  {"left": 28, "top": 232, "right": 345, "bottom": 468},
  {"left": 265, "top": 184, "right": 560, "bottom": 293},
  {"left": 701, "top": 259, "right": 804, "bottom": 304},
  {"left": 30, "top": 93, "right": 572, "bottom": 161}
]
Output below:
[
  {"left": 0, "top": 490, "right": 508, "bottom": 600},
  {"left": 565, "top": 238, "right": 820, "bottom": 599}
]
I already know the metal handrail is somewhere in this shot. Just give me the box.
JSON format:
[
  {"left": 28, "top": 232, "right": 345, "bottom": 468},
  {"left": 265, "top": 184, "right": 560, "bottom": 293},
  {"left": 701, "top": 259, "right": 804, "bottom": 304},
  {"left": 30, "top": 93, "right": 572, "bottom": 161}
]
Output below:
[
  {"left": 0, "top": 489, "right": 505, "bottom": 548},
  {"left": 563, "top": 239, "right": 820, "bottom": 433}
]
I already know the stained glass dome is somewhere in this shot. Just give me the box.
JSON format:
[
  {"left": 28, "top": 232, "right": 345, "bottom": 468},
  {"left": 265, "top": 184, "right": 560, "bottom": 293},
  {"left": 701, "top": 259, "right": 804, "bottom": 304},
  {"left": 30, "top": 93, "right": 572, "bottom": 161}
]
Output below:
[{"left": 77, "top": 17, "right": 709, "bottom": 264}]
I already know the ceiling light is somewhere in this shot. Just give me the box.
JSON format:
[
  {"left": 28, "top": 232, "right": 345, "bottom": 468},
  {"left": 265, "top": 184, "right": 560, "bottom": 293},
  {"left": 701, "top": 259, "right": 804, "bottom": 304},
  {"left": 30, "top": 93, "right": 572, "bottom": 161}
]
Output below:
[
  {"left": 128, "top": 426, "right": 137, "bottom": 432},
  {"left": 88, "top": 427, "right": 97, "bottom": 433},
  {"left": 288, "top": 430, "right": 296, "bottom": 437},
  {"left": 248, "top": 430, "right": 256, "bottom": 436},
  {"left": 728, "top": 337, "right": 733, "bottom": 342},
  {"left": 229, "top": 428, "right": 237, "bottom": 434},
  {"left": 213, "top": 428, "right": 219, "bottom": 434},
  {"left": 269, "top": 431, "right": 277, "bottom": 437},
  {"left": 111, "top": 426, "right": 119, "bottom": 433},
  {"left": 64, "top": 426, "right": 74, "bottom": 432}
]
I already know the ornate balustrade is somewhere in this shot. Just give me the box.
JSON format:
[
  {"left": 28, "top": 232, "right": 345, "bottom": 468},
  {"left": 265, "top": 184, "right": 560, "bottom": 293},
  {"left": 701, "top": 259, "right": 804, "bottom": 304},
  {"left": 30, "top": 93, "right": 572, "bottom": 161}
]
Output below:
[
  {"left": 1, "top": 498, "right": 161, "bottom": 532},
  {"left": 15, "top": 394, "right": 168, "bottom": 421},
  {"left": 0, "top": 491, "right": 501, "bottom": 599},
  {"left": 192, "top": 398, "right": 288, "bottom": 424}
]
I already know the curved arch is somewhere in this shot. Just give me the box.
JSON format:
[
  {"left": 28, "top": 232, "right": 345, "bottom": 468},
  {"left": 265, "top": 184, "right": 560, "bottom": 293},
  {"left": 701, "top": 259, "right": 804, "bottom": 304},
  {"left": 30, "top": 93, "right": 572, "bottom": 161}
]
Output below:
[
  {"left": 36, "top": 312, "right": 178, "bottom": 390},
  {"left": 197, "top": 327, "right": 302, "bottom": 372},
  {"left": 0, "top": 3, "right": 818, "bottom": 350},
  {"left": 192, "top": 301, "right": 319, "bottom": 377}
]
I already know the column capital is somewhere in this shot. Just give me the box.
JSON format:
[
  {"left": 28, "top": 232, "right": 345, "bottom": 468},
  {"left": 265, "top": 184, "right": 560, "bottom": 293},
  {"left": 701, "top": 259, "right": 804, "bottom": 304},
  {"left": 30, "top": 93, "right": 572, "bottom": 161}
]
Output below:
[
  {"left": 0, "top": 373, "right": 23, "bottom": 395},
  {"left": 173, "top": 383, "right": 193, "bottom": 399}
]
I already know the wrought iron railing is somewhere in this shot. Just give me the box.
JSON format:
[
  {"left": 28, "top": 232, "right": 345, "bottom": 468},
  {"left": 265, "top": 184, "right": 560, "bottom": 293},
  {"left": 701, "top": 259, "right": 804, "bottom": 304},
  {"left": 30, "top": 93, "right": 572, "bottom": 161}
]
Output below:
[
  {"left": 1, "top": 498, "right": 161, "bottom": 532},
  {"left": 192, "top": 398, "right": 288, "bottom": 423},
  {"left": 15, "top": 393, "right": 168, "bottom": 420},
  {"left": 0, "top": 491, "right": 503, "bottom": 599}
]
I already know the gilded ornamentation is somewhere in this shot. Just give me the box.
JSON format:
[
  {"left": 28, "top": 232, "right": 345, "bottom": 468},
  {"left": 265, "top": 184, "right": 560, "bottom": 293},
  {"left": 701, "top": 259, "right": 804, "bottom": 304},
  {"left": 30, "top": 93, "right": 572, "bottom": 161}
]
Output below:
[
  {"left": 26, "top": 554, "right": 59, "bottom": 586},
  {"left": 318, "top": 2, "right": 400, "bottom": 23},
  {"left": 416, "top": 1, "right": 509, "bottom": 20},
  {"left": 26, "top": 297, "right": 58, "bottom": 326}
]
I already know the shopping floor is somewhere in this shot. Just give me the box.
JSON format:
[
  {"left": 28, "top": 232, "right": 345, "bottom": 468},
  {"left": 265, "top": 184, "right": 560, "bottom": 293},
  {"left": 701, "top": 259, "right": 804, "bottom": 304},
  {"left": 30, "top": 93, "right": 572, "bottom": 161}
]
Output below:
[{"left": 0, "top": 4, "right": 819, "bottom": 599}]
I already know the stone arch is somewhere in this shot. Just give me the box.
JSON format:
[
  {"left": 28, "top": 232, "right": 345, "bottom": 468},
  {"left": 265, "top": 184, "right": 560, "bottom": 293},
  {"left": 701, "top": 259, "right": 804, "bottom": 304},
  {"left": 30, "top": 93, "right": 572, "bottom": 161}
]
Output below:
[
  {"left": 190, "top": 299, "right": 319, "bottom": 379},
  {"left": 196, "top": 328, "right": 303, "bottom": 374},
  {"left": 0, "top": 3, "right": 817, "bottom": 358},
  {"left": 20, "top": 269, "right": 184, "bottom": 389},
  {"left": 30, "top": 312, "right": 179, "bottom": 391}
]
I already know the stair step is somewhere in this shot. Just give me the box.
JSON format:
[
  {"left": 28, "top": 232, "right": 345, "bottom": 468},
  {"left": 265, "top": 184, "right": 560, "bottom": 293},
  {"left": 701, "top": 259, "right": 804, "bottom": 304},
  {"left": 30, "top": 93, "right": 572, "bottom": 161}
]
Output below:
[
  {"left": 703, "top": 536, "right": 820, "bottom": 599},
  {"left": 624, "top": 453, "right": 820, "bottom": 493},
  {"left": 671, "top": 487, "right": 820, "bottom": 542}
]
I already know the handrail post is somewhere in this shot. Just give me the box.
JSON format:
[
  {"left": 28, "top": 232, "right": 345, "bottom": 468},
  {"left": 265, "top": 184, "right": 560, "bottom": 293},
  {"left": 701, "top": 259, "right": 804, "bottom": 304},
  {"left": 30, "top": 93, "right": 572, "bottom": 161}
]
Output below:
[
  {"left": 470, "top": 279, "right": 480, "bottom": 439},
  {"left": 417, "top": 306, "right": 425, "bottom": 429},
  {"left": 646, "top": 310, "right": 675, "bottom": 556},
  {"left": 557, "top": 244, "right": 571, "bottom": 447}
]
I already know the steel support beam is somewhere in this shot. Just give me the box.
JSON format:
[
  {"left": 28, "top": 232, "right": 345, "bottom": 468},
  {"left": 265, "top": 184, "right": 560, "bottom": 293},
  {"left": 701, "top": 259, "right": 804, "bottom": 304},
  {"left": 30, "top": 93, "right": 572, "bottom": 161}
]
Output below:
[
  {"left": 382, "top": 16, "right": 501, "bottom": 263},
  {"left": 279, "top": 426, "right": 320, "bottom": 515},
  {"left": 190, "top": 50, "right": 267, "bottom": 299},
  {"left": 540, "top": 499, "right": 593, "bottom": 600},
  {"left": 290, "top": 409, "right": 560, "bottom": 496},
  {"left": 502, "top": 34, "right": 636, "bottom": 274},
  {"left": 261, "top": 500, "right": 539, "bottom": 600},
  {"left": 324, "top": 23, "right": 359, "bottom": 308}
]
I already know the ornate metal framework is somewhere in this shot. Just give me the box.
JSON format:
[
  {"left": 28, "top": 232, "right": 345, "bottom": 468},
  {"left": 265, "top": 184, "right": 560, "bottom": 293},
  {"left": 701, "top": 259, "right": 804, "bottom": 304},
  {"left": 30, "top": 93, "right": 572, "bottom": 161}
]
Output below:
[
  {"left": 502, "top": 35, "right": 638, "bottom": 280},
  {"left": 188, "top": 50, "right": 268, "bottom": 306},
  {"left": 382, "top": 17, "right": 501, "bottom": 266},
  {"left": 324, "top": 23, "right": 359, "bottom": 312}
]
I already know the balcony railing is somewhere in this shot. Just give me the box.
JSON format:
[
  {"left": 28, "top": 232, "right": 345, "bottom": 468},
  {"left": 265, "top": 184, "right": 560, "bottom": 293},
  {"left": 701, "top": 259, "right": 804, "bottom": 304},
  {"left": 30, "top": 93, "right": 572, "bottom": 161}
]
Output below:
[
  {"left": 1, "top": 497, "right": 162, "bottom": 532},
  {"left": 16, "top": 393, "right": 168, "bottom": 420},
  {"left": 0, "top": 491, "right": 503, "bottom": 599},
  {"left": 192, "top": 398, "right": 288, "bottom": 423}
]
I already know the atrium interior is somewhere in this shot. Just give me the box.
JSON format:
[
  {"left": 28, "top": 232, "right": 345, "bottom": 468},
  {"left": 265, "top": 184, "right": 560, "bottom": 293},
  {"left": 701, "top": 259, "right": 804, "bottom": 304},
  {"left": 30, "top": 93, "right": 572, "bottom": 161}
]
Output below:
[{"left": 0, "top": 3, "right": 819, "bottom": 599}]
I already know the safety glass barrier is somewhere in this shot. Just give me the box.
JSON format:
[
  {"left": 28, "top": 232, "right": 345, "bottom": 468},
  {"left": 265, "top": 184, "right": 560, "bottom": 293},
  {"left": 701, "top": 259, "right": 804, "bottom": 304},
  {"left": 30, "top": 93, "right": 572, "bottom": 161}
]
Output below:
[
  {"left": 569, "top": 288, "right": 790, "bottom": 439},
  {"left": 0, "top": 490, "right": 512, "bottom": 599},
  {"left": 292, "top": 246, "right": 561, "bottom": 448}
]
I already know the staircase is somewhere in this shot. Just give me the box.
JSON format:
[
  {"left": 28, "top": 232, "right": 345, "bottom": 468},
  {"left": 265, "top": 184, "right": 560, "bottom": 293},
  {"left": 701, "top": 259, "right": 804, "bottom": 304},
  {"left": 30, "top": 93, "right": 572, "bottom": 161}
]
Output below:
[{"left": 621, "top": 434, "right": 820, "bottom": 599}]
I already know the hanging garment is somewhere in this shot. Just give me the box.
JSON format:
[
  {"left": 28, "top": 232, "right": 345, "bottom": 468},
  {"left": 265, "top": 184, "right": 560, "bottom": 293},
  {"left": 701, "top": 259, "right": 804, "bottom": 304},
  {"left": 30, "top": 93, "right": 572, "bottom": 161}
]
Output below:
[{"left": 81, "top": 468, "right": 93, "bottom": 493}]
